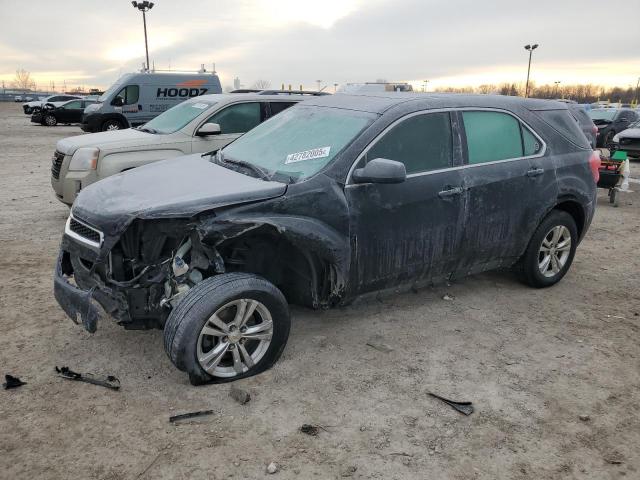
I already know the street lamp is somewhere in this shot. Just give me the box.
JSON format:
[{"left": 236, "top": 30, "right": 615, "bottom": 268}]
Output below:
[
  {"left": 524, "top": 43, "right": 539, "bottom": 98},
  {"left": 132, "top": 1, "right": 154, "bottom": 71},
  {"left": 423, "top": 79, "right": 429, "bottom": 93},
  {"left": 554, "top": 80, "right": 561, "bottom": 98}
]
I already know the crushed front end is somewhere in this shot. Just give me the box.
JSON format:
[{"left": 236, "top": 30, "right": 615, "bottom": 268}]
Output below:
[{"left": 54, "top": 212, "right": 220, "bottom": 333}]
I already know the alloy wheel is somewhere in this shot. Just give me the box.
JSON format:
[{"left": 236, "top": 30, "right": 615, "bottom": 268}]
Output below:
[
  {"left": 538, "top": 225, "right": 571, "bottom": 277},
  {"left": 196, "top": 299, "right": 273, "bottom": 378}
]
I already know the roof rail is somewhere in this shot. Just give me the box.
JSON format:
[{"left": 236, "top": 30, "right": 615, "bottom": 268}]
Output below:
[{"left": 230, "top": 89, "right": 330, "bottom": 96}]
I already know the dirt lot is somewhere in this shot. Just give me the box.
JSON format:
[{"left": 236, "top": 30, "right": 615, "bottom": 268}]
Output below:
[{"left": 0, "top": 101, "right": 639, "bottom": 480}]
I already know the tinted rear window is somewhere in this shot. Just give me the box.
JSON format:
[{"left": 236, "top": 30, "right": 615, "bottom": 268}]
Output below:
[{"left": 535, "top": 110, "right": 590, "bottom": 148}]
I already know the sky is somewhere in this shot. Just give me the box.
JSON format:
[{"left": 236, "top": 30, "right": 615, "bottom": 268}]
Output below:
[{"left": 0, "top": 0, "right": 638, "bottom": 92}]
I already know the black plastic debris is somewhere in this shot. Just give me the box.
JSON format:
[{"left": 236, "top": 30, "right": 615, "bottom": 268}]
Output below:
[
  {"left": 55, "top": 366, "right": 120, "bottom": 390},
  {"left": 3, "top": 374, "right": 26, "bottom": 390},
  {"left": 428, "top": 392, "right": 474, "bottom": 416},
  {"left": 169, "top": 410, "right": 215, "bottom": 423},
  {"left": 300, "top": 424, "right": 320, "bottom": 436}
]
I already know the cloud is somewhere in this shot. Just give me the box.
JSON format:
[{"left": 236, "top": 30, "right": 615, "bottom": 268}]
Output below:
[{"left": 0, "top": 0, "right": 638, "bottom": 90}]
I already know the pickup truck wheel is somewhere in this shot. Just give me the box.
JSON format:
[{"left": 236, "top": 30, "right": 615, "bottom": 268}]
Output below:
[
  {"left": 43, "top": 114, "right": 57, "bottom": 126},
  {"left": 516, "top": 210, "right": 578, "bottom": 288},
  {"left": 164, "top": 273, "right": 290, "bottom": 385},
  {"left": 102, "top": 119, "right": 123, "bottom": 131}
]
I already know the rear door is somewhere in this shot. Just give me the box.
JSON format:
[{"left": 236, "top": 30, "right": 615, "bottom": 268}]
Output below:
[
  {"left": 57, "top": 100, "right": 84, "bottom": 123},
  {"left": 191, "top": 101, "right": 267, "bottom": 154},
  {"left": 455, "top": 109, "right": 548, "bottom": 275},
  {"left": 346, "top": 110, "right": 466, "bottom": 293}
]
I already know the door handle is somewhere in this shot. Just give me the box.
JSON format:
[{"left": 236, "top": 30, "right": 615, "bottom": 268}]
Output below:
[
  {"left": 527, "top": 167, "right": 544, "bottom": 178},
  {"left": 438, "top": 186, "right": 464, "bottom": 198}
]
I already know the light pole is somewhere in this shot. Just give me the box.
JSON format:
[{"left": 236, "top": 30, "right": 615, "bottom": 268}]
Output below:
[
  {"left": 524, "top": 43, "right": 538, "bottom": 98},
  {"left": 316, "top": 80, "right": 323, "bottom": 91},
  {"left": 635, "top": 77, "right": 640, "bottom": 106},
  {"left": 554, "top": 80, "right": 561, "bottom": 98},
  {"left": 423, "top": 79, "right": 429, "bottom": 93},
  {"left": 132, "top": 1, "right": 154, "bottom": 71}
]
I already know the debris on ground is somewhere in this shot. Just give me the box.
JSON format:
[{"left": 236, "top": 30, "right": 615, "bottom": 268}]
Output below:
[
  {"left": 266, "top": 462, "right": 278, "bottom": 474},
  {"left": 579, "top": 414, "right": 591, "bottom": 422},
  {"left": 55, "top": 366, "right": 120, "bottom": 390},
  {"left": 229, "top": 385, "right": 251, "bottom": 405},
  {"left": 169, "top": 410, "right": 215, "bottom": 423},
  {"left": 442, "top": 294, "right": 455, "bottom": 301},
  {"left": 340, "top": 465, "right": 357, "bottom": 477},
  {"left": 366, "top": 335, "right": 393, "bottom": 353},
  {"left": 3, "top": 374, "right": 26, "bottom": 390},
  {"left": 300, "top": 424, "right": 320, "bottom": 436},
  {"left": 428, "top": 392, "right": 474, "bottom": 415}
]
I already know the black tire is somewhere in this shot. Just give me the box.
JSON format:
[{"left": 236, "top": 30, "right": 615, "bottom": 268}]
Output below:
[
  {"left": 24, "top": 107, "right": 32, "bottom": 114},
  {"left": 164, "top": 273, "right": 290, "bottom": 385},
  {"left": 516, "top": 210, "right": 578, "bottom": 288},
  {"left": 44, "top": 114, "right": 57, "bottom": 126},
  {"left": 102, "top": 119, "right": 123, "bottom": 131}
]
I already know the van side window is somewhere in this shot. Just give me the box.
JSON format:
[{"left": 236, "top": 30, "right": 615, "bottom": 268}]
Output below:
[
  {"left": 205, "top": 102, "right": 261, "bottom": 134},
  {"left": 114, "top": 85, "right": 140, "bottom": 105},
  {"left": 366, "top": 112, "right": 452, "bottom": 174},
  {"left": 462, "top": 111, "right": 525, "bottom": 164}
]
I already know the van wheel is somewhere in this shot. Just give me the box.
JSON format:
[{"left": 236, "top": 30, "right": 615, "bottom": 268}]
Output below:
[
  {"left": 164, "top": 273, "right": 291, "bottom": 385},
  {"left": 516, "top": 210, "right": 578, "bottom": 288},
  {"left": 44, "top": 114, "right": 57, "bottom": 126},
  {"left": 102, "top": 119, "right": 123, "bottom": 131}
]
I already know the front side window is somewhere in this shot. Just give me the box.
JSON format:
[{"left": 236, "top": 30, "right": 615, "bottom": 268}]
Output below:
[
  {"left": 113, "top": 85, "right": 139, "bottom": 105},
  {"left": 366, "top": 112, "right": 452, "bottom": 174},
  {"left": 221, "top": 105, "right": 375, "bottom": 182},
  {"left": 63, "top": 101, "right": 83, "bottom": 109},
  {"left": 205, "top": 102, "right": 261, "bottom": 134},
  {"left": 48, "top": 96, "right": 62, "bottom": 102}
]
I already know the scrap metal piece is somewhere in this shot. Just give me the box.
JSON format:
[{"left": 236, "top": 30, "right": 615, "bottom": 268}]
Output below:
[
  {"left": 3, "top": 374, "right": 26, "bottom": 390},
  {"left": 169, "top": 410, "right": 215, "bottom": 423},
  {"left": 55, "top": 366, "right": 120, "bottom": 390},
  {"left": 428, "top": 392, "right": 474, "bottom": 416}
]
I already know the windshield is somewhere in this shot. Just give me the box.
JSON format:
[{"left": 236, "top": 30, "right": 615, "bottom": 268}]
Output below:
[
  {"left": 142, "top": 100, "right": 216, "bottom": 134},
  {"left": 98, "top": 82, "right": 123, "bottom": 102},
  {"left": 589, "top": 109, "right": 617, "bottom": 121},
  {"left": 220, "top": 105, "right": 375, "bottom": 182}
]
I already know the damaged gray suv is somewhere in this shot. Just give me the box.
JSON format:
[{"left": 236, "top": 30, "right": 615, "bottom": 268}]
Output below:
[{"left": 54, "top": 93, "right": 599, "bottom": 384}]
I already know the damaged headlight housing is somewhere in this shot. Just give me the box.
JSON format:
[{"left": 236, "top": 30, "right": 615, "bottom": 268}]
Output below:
[{"left": 69, "top": 147, "right": 99, "bottom": 171}]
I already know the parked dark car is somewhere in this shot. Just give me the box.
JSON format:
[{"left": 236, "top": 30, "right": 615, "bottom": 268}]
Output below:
[
  {"left": 612, "top": 119, "right": 640, "bottom": 159},
  {"left": 32, "top": 99, "right": 98, "bottom": 126},
  {"left": 589, "top": 108, "right": 639, "bottom": 147},
  {"left": 54, "top": 93, "right": 598, "bottom": 384}
]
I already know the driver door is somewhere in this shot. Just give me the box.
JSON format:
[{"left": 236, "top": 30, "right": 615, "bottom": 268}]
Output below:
[
  {"left": 192, "top": 102, "right": 267, "bottom": 154},
  {"left": 345, "top": 111, "right": 466, "bottom": 294},
  {"left": 57, "top": 100, "right": 84, "bottom": 123}
]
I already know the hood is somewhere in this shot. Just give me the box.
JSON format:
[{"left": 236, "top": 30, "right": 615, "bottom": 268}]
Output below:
[
  {"left": 56, "top": 128, "right": 159, "bottom": 155},
  {"left": 617, "top": 127, "right": 640, "bottom": 140},
  {"left": 72, "top": 153, "right": 287, "bottom": 233}
]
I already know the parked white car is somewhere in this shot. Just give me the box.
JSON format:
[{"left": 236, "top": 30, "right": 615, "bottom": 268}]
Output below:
[
  {"left": 23, "top": 94, "right": 82, "bottom": 114},
  {"left": 51, "top": 92, "right": 316, "bottom": 204}
]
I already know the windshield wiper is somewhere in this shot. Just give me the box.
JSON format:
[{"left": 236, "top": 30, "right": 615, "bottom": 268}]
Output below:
[{"left": 218, "top": 152, "right": 271, "bottom": 181}]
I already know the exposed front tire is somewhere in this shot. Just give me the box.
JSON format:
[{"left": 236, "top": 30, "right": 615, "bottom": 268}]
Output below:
[
  {"left": 24, "top": 107, "right": 32, "bottom": 114},
  {"left": 164, "top": 273, "right": 291, "bottom": 385},
  {"left": 516, "top": 210, "right": 578, "bottom": 288},
  {"left": 102, "top": 119, "right": 123, "bottom": 131},
  {"left": 44, "top": 114, "right": 57, "bottom": 126}
]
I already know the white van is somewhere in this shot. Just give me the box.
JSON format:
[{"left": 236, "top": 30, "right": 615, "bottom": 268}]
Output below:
[{"left": 81, "top": 69, "right": 222, "bottom": 132}]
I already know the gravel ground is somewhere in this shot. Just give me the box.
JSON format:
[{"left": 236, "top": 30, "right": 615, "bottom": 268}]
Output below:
[{"left": 0, "top": 101, "right": 639, "bottom": 480}]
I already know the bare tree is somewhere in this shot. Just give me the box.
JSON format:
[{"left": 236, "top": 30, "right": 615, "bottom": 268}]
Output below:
[
  {"left": 251, "top": 79, "right": 271, "bottom": 90},
  {"left": 13, "top": 68, "right": 34, "bottom": 90}
]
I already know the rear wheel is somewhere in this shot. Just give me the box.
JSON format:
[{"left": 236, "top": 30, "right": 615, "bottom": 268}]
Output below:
[
  {"left": 164, "top": 273, "right": 291, "bottom": 385},
  {"left": 44, "top": 114, "right": 57, "bottom": 126},
  {"left": 516, "top": 210, "right": 578, "bottom": 288},
  {"left": 102, "top": 119, "right": 123, "bottom": 131}
]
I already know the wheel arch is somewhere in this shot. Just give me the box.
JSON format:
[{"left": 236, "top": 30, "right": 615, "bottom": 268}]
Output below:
[
  {"left": 552, "top": 197, "right": 586, "bottom": 239},
  {"left": 197, "top": 215, "right": 350, "bottom": 309}
]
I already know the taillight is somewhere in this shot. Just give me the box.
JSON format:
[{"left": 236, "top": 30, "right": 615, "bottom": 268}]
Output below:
[{"left": 589, "top": 151, "right": 601, "bottom": 183}]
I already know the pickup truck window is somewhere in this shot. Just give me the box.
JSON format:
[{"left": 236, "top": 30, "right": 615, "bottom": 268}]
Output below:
[{"left": 143, "top": 99, "right": 217, "bottom": 134}]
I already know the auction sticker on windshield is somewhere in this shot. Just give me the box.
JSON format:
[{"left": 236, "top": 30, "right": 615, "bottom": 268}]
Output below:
[{"left": 285, "top": 147, "right": 331, "bottom": 164}]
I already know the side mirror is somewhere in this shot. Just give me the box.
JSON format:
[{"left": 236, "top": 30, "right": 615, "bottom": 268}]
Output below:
[
  {"left": 352, "top": 158, "right": 406, "bottom": 184},
  {"left": 196, "top": 123, "right": 221, "bottom": 136},
  {"left": 112, "top": 96, "right": 124, "bottom": 107}
]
